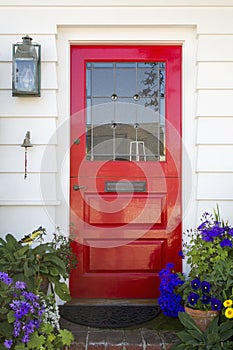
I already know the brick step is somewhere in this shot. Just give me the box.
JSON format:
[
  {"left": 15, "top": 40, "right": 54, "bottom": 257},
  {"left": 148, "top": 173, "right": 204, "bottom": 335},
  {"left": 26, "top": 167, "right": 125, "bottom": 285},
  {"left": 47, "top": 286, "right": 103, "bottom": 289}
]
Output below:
[{"left": 61, "top": 318, "right": 179, "bottom": 350}]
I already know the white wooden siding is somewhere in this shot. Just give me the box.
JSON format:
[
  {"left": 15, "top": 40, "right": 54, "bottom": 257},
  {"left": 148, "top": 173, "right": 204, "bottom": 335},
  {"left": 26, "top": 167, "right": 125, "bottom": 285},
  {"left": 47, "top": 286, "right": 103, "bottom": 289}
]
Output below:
[
  {"left": 0, "top": 1, "right": 232, "bottom": 6},
  {"left": 0, "top": 118, "right": 57, "bottom": 144},
  {"left": 196, "top": 90, "right": 233, "bottom": 117},
  {"left": 196, "top": 118, "right": 233, "bottom": 144},
  {"left": 0, "top": 174, "right": 57, "bottom": 200},
  {"left": 197, "top": 146, "right": 233, "bottom": 172},
  {"left": 197, "top": 35, "right": 233, "bottom": 61},
  {"left": 0, "top": 30, "right": 58, "bottom": 234},
  {"left": 0, "top": 91, "right": 58, "bottom": 117},
  {"left": 0, "top": 0, "right": 232, "bottom": 240},
  {"left": 0, "top": 206, "right": 56, "bottom": 241},
  {"left": 197, "top": 174, "right": 233, "bottom": 200},
  {"left": 197, "top": 62, "right": 233, "bottom": 89},
  {"left": 196, "top": 30, "right": 233, "bottom": 221},
  {"left": 0, "top": 146, "right": 57, "bottom": 173}
]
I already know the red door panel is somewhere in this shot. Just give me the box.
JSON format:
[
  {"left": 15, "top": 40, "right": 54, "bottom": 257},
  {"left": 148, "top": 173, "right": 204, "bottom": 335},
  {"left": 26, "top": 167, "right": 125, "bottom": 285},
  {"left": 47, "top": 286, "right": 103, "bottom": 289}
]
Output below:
[{"left": 70, "top": 45, "right": 182, "bottom": 298}]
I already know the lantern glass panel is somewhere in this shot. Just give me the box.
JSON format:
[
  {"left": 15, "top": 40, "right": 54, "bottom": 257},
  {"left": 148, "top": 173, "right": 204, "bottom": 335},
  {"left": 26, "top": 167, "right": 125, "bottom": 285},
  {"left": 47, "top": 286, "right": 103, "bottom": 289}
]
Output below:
[{"left": 14, "top": 58, "right": 38, "bottom": 93}]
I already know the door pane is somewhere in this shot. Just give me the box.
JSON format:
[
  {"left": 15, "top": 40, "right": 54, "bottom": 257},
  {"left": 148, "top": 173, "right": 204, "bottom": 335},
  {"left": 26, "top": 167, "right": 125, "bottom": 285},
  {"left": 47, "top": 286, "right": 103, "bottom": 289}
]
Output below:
[{"left": 86, "top": 62, "right": 166, "bottom": 161}]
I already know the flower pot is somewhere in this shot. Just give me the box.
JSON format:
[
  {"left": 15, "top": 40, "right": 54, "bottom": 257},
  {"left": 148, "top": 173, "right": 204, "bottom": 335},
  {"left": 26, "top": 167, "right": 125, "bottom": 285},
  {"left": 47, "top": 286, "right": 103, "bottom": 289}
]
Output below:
[{"left": 184, "top": 306, "right": 219, "bottom": 332}]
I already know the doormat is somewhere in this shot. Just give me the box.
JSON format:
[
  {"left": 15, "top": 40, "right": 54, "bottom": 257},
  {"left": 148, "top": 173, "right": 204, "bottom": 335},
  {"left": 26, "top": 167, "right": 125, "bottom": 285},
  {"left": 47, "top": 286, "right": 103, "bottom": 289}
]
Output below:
[{"left": 59, "top": 304, "right": 161, "bottom": 328}]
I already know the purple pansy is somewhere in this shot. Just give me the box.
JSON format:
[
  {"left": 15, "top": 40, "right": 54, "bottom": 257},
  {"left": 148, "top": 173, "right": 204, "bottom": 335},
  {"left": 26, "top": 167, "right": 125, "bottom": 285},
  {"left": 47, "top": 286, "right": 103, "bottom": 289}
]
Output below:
[
  {"left": 201, "top": 281, "right": 211, "bottom": 293},
  {"left": 211, "top": 298, "right": 222, "bottom": 311},
  {"left": 188, "top": 292, "right": 199, "bottom": 306},
  {"left": 191, "top": 278, "right": 201, "bottom": 290}
]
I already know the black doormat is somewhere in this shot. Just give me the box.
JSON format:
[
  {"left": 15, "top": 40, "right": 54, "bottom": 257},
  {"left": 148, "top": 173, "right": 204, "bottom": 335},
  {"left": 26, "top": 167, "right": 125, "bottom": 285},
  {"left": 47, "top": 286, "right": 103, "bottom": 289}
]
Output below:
[{"left": 59, "top": 304, "right": 161, "bottom": 328}]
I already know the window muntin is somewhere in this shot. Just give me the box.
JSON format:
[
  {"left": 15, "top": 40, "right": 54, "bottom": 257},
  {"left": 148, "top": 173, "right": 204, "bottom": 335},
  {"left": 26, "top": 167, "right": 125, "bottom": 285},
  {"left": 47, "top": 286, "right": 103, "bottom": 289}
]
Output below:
[{"left": 86, "top": 62, "right": 166, "bottom": 161}]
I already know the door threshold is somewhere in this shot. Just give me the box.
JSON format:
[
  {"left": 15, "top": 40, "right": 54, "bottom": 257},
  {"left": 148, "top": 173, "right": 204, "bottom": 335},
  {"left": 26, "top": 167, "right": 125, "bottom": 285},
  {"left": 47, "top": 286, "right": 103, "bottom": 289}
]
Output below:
[{"left": 66, "top": 298, "right": 158, "bottom": 305}]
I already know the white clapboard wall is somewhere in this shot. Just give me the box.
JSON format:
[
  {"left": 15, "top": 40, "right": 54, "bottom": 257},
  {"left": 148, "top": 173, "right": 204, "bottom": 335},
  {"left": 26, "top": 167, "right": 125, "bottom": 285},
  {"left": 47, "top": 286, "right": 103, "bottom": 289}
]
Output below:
[{"left": 0, "top": 0, "right": 232, "bottom": 242}]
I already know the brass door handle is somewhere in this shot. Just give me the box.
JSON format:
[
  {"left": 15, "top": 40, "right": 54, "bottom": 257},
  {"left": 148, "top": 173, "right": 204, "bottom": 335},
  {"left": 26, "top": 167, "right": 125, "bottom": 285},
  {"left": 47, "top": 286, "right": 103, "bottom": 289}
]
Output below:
[{"left": 73, "top": 184, "right": 87, "bottom": 191}]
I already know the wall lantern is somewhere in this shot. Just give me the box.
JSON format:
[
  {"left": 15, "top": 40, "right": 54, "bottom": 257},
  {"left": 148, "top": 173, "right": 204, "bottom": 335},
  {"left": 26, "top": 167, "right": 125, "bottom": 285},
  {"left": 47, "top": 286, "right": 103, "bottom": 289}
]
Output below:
[{"left": 12, "top": 35, "right": 41, "bottom": 97}]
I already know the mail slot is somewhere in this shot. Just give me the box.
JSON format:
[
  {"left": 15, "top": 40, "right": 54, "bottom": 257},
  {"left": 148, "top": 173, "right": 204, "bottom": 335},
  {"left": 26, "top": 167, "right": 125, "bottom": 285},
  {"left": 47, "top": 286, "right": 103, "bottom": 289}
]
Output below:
[{"left": 105, "top": 181, "right": 146, "bottom": 192}]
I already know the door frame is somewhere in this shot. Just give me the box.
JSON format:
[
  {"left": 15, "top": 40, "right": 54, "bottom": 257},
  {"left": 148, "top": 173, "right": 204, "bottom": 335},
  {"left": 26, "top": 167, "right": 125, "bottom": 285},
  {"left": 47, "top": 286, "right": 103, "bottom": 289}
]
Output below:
[{"left": 55, "top": 26, "right": 197, "bottom": 281}]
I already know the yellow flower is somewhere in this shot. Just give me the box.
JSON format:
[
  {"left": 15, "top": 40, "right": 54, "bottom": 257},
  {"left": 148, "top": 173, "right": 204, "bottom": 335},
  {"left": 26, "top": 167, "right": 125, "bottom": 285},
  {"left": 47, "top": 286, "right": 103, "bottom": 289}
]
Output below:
[
  {"left": 225, "top": 307, "right": 233, "bottom": 319},
  {"left": 223, "top": 300, "right": 233, "bottom": 308}
]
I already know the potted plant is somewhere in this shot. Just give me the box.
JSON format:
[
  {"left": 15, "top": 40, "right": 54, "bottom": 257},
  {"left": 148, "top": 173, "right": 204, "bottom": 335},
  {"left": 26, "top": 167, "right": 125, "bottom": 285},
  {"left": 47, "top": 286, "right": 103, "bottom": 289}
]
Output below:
[
  {"left": 159, "top": 206, "right": 233, "bottom": 331},
  {"left": 170, "top": 312, "right": 233, "bottom": 349},
  {"left": 0, "top": 227, "right": 78, "bottom": 301}
]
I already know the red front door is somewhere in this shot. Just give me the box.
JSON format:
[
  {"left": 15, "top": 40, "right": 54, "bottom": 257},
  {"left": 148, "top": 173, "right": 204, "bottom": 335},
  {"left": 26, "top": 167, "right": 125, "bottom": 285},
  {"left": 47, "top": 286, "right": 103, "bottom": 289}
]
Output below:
[{"left": 70, "top": 45, "right": 182, "bottom": 298}]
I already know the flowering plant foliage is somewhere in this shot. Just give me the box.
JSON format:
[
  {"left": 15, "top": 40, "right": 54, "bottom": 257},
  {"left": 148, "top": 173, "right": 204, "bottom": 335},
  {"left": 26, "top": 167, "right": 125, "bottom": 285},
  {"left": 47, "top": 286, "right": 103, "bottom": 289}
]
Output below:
[
  {"left": 0, "top": 227, "right": 78, "bottom": 301},
  {"left": 0, "top": 271, "right": 44, "bottom": 349},
  {"left": 158, "top": 264, "right": 222, "bottom": 317},
  {"left": 159, "top": 207, "right": 233, "bottom": 317},
  {"left": 183, "top": 207, "right": 233, "bottom": 278},
  {"left": 40, "top": 293, "right": 61, "bottom": 331},
  {"left": 0, "top": 272, "right": 74, "bottom": 350},
  {"left": 178, "top": 276, "right": 222, "bottom": 311},
  {"left": 50, "top": 227, "right": 78, "bottom": 274},
  {"left": 27, "top": 294, "right": 74, "bottom": 350},
  {"left": 158, "top": 263, "right": 184, "bottom": 317}
]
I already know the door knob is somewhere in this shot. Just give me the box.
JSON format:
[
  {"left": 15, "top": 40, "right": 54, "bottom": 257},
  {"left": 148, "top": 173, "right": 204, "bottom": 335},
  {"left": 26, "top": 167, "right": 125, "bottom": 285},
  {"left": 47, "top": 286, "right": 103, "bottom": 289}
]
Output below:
[{"left": 73, "top": 184, "right": 87, "bottom": 191}]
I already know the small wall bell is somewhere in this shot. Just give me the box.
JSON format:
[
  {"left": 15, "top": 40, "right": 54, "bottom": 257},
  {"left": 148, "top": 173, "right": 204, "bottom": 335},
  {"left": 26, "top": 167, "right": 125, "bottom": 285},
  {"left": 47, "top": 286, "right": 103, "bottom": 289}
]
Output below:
[
  {"left": 21, "top": 131, "right": 33, "bottom": 148},
  {"left": 21, "top": 131, "right": 33, "bottom": 179}
]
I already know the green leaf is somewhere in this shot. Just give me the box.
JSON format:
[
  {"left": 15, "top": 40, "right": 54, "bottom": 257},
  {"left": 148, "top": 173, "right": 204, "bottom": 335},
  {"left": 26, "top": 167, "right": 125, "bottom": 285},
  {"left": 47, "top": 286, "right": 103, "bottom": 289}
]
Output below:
[
  {"left": 169, "top": 343, "right": 188, "bottom": 350},
  {"left": 5, "top": 234, "right": 19, "bottom": 250},
  {"left": 0, "top": 321, "right": 13, "bottom": 338},
  {"left": 23, "top": 260, "right": 29, "bottom": 276},
  {"left": 206, "top": 333, "right": 220, "bottom": 345},
  {"left": 219, "top": 320, "right": 232, "bottom": 333},
  {"left": 15, "top": 344, "right": 27, "bottom": 350},
  {"left": 48, "top": 266, "right": 60, "bottom": 276},
  {"left": 187, "top": 329, "right": 205, "bottom": 342},
  {"left": 205, "top": 317, "right": 218, "bottom": 333},
  {"left": 27, "top": 331, "right": 46, "bottom": 349},
  {"left": 211, "top": 344, "right": 222, "bottom": 350},
  {"left": 51, "top": 280, "right": 70, "bottom": 301},
  {"left": 0, "top": 237, "right": 6, "bottom": 245},
  {"left": 14, "top": 245, "right": 29, "bottom": 259},
  {"left": 7, "top": 310, "right": 15, "bottom": 323},
  {"left": 43, "top": 254, "right": 65, "bottom": 266},
  {"left": 26, "top": 267, "right": 37, "bottom": 278},
  {"left": 0, "top": 307, "right": 8, "bottom": 315},
  {"left": 178, "top": 312, "right": 203, "bottom": 334},
  {"left": 220, "top": 329, "right": 233, "bottom": 342},
  {"left": 59, "top": 329, "right": 74, "bottom": 345},
  {"left": 177, "top": 330, "right": 193, "bottom": 343},
  {"left": 41, "top": 322, "right": 53, "bottom": 334},
  {"left": 39, "top": 265, "right": 49, "bottom": 274}
]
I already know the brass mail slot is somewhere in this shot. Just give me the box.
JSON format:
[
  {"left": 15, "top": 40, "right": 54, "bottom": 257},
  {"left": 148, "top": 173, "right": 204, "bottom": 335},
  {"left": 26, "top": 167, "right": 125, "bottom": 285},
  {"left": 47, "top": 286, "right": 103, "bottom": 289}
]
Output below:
[{"left": 105, "top": 181, "right": 146, "bottom": 192}]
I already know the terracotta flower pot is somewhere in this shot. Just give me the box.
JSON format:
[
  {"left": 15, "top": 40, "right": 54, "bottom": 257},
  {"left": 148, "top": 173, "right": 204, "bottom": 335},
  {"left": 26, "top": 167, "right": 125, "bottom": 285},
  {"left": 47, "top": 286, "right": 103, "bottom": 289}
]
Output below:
[{"left": 185, "top": 306, "right": 219, "bottom": 332}]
